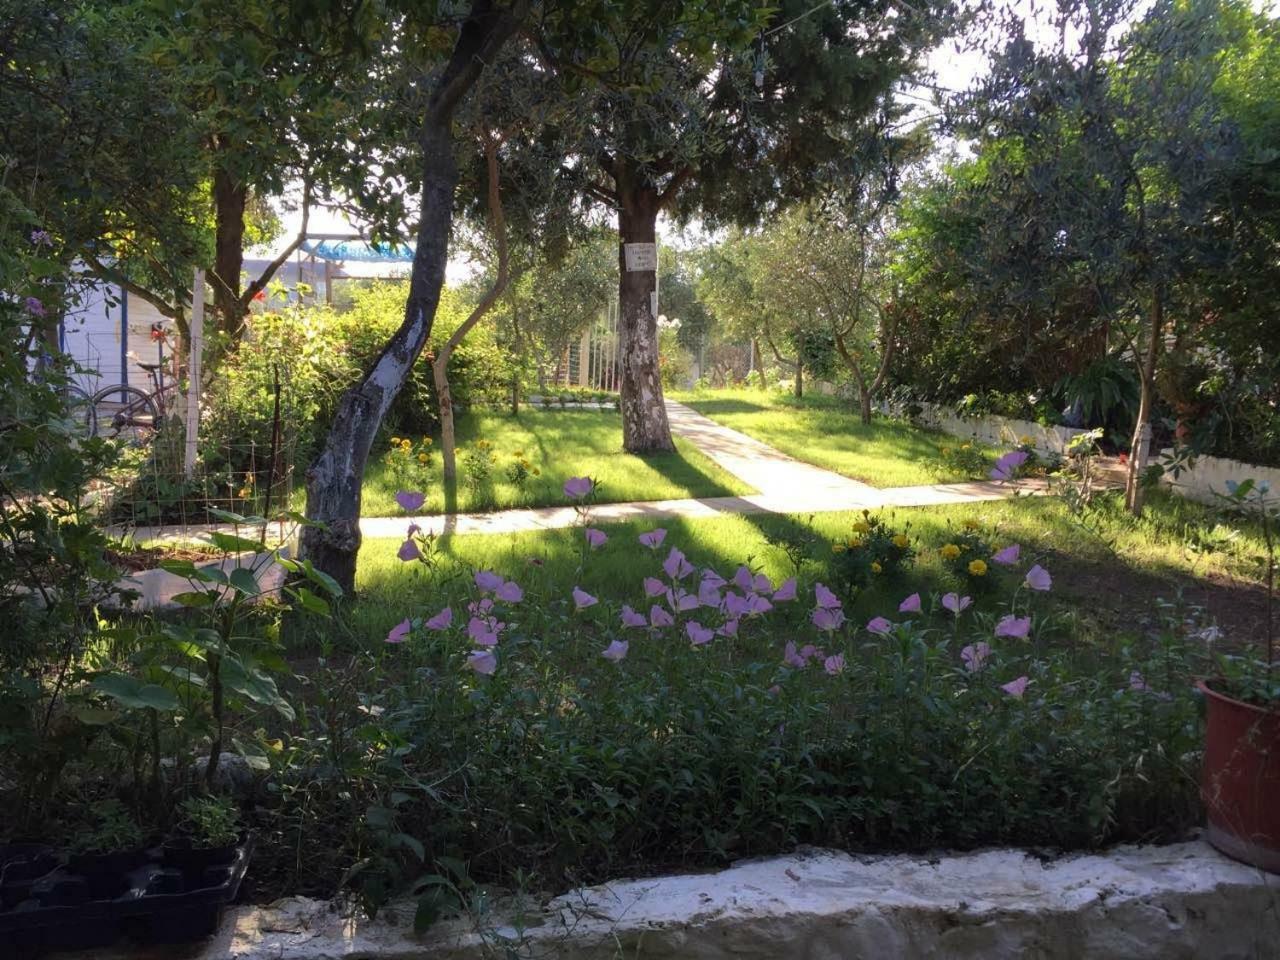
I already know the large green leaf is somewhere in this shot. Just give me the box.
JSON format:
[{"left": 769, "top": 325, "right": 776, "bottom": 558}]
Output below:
[
  {"left": 92, "top": 673, "right": 180, "bottom": 712},
  {"left": 228, "top": 567, "right": 260, "bottom": 595},
  {"left": 207, "top": 531, "right": 268, "bottom": 555}
]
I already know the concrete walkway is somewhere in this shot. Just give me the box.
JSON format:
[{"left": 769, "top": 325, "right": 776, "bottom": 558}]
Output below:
[{"left": 121, "top": 401, "right": 1047, "bottom": 543}]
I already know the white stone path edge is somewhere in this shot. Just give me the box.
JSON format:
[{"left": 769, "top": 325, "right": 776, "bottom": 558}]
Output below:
[{"left": 90, "top": 841, "right": 1278, "bottom": 960}]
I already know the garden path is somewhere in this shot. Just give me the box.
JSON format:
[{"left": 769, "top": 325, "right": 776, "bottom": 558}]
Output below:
[{"left": 121, "top": 401, "right": 1049, "bottom": 543}]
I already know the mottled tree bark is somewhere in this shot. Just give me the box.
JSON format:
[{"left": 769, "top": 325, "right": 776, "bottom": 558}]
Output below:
[
  {"left": 1125, "top": 288, "right": 1163, "bottom": 516},
  {"left": 210, "top": 166, "right": 248, "bottom": 340}
]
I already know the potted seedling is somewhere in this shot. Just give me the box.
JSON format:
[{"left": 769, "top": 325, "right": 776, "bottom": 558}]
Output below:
[
  {"left": 1200, "top": 479, "right": 1279, "bottom": 873},
  {"left": 66, "top": 800, "right": 150, "bottom": 899},
  {"left": 163, "top": 796, "right": 244, "bottom": 880}
]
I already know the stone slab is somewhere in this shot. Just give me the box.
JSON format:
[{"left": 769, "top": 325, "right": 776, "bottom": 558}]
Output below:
[{"left": 84, "top": 842, "right": 1279, "bottom": 960}]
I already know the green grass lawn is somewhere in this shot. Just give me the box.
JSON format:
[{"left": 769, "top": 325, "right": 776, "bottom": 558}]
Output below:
[
  {"left": 671, "top": 387, "right": 996, "bottom": 487},
  {"left": 317, "top": 408, "right": 753, "bottom": 516},
  {"left": 312, "top": 488, "right": 1268, "bottom": 656}
]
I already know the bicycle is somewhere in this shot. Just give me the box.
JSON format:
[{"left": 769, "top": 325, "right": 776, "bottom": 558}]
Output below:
[{"left": 90, "top": 325, "right": 180, "bottom": 444}]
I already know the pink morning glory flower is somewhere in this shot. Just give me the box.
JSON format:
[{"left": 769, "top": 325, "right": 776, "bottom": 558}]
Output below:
[
  {"left": 649, "top": 605, "right": 674, "bottom": 628},
  {"left": 602, "top": 639, "right": 629, "bottom": 662},
  {"left": 812, "top": 606, "right": 846, "bottom": 632},
  {"left": 753, "top": 573, "right": 773, "bottom": 594},
  {"left": 800, "top": 644, "right": 823, "bottom": 661},
  {"left": 823, "top": 653, "right": 846, "bottom": 675},
  {"left": 1001, "top": 675, "right": 1030, "bottom": 698},
  {"left": 30, "top": 229, "right": 52, "bottom": 246},
  {"left": 733, "top": 566, "right": 755, "bottom": 591},
  {"left": 395, "top": 490, "right": 426, "bottom": 512},
  {"left": 686, "top": 621, "right": 715, "bottom": 645},
  {"left": 397, "top": 539, "right": 421, "bottom": 562},
  {"left": 638, "top": 528, "right": 667, "bottom": 549},
  {"left": 772, "top": 577, "right": 797, "bottom": 602},
  {"left": 994, "top": 615, "right": 1031, "bottom": 639},
  {"left": 814, "top": 583, "right": 841, "bottom": 610},
  {"left": 24, "top": 297, "right": 45, "bottom": 317},
  {"left": 563, "top": 476, "right": 594, "bottom": 498},
  {"left": 663, "top": 548, "right": 694, "bottom": 580},
  {"left": 866, "top": 616, "right": 893, "bottom": 636},
  {"left": 898, "top": 593, "right": 922, "bottom": 614},
  {"left": 467, "top": 616, "right": 501, "bottom": 646},
  {"left": 723, "top": 592, "right": 749, "bottom": 618},
  {"left": 701, "top": 568, "right": 726, "bottom": 589},
  {"left": 698, "top": 579, "right": 723, "bottom": 607},
  {"left": 992, "top": 544, "right": 1021, "bottom": 566},
  {"left": 1025, "top": 565, "right": 1052, "bottom": 591},
  {"left": 407, "top": 522, "right": 421, "bottom": 536},
  {"left": 717, "top": 619, "right": 738, "bottom": 637},
  {"left": 961, "top": 642, "right": 991, "bottom": 672},
  {"left": 643, "top": 576, "right": 667, "bottom": 598},
  {"left": 424, "top": 607, "right": 453, "bottom": 631},
  {"left": 620, "top": 605, "right": 648, "bottom": 628},
  {"left": 1129, "top": 670, "right": 1149, "bottom": 692},
  {"left": 495, "top": 580, "right": 524, "bottom": 603},
  {"left": 385, "top": 619, "right": 411, "bottom": 643},
  {"left": 767, "top": 684, "right": 781, "bottom": 697},
  {"left": 572, "top": 587, "right": 597, "bottom": 609},
  {"left": 783, "top": 641, "right": 807, "bottom": 669},
  {"left": 666, "top": 587, "right": 699, "bottom": 612},
  {"left": 990, "top": 450, "right": 1029, "bottom": 482},
  {"left": 744, "top": 593, "right": 773, "bottom": 616},
  {"left": 475, "top": 570, "right": 504, "bottom": 592},
  {"left": 585, "top": 528, "right": 608, "bottom": 549},
  {"left": 467, "top": 650, "right": 497, "bottom": 675},
  {"left": 941, "top": 593, "right": 972, "bottom": 615}
]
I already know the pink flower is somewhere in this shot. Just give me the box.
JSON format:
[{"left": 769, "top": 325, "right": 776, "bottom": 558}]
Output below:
[
  {"left": 783, "top": 641, "right": 807, "bottom": 669},
  {"left": 638, "top": 528, "right": 667, "bottom": 549},
  {"left": 960, "top": 642, "right": 990, "bottom": 672},
  {"left": 866, "top": 616, "right": 893, "bottom": 636},
  {"left": 495, "top": 580, "right": 524, "bottom": 603},
  {"left": 823, "top": 653, "right": 845, "bottom": 675},
  {"left": 994, "top": 615, "right": 1030, "bottom": 639},
  {"left": 424, "top": 607, "right": 453, "bottom": 631},
  {"left": 1001, "top": 675, "right": 1030, "bottom": 699},
  {"left": 30, "top": 229, "right": 52, "bottom": 246},
  {"left": 397, "top": 539, "right": 422, "bottom": 562},
  {"left": 717, "top": 619, "right": 739, "bottom": 637},
  {"left": 666, "top": 587, "right": 699, "bottom": 612},
  {"left": 386, "top": 619, "right": 411, "bottom": 643},
  {"left": 732, "top": 566, "right": 755, "bottom": 591},
  {"left": 701, "top": 568, "right": 726, "bottom": 589},
  {"left": 467, "top": 616, "right": 501, "bottom": 646},
  {"left": 620, "top": 605, "right": 648, "bottom": 628},
  {"left": 468, "top": 598, "right": 494, "bottom": 615},
  {"left": 563, "top": 476, "right": 594, "bottom": 498},
  {"left": 572, "top": 587, "right": 597, "bottom": 609},
  {"left": 407, "top": 523, "right": 421, "bottom": 536},
  {"left": 990, "top": 450, "right": 1029, "bottom": 482},
  {"left": 23, "top": 296, "right": 45, "bottom": 317},
  {"left": 767, "top": 684, "right": 781, "bottom": 697},
  {"left": 663, "top": 548, "right": 694, "bottom": 580},
  {"left": 812, "top": 607, "right": 845, "bottom": 632},
  {"left": 585, "top": 528, "right": 608, "bottom": 549},
  {"left": 992, "top": 544, "right": 1021, "bottom": 566},
  {"left": 649, "top": 605, "right": 674, "bottom": 628},
  {"left": 898, "top": 593, "right": 922, "bottom": 614},
  {"left": 941, "top": 593, "right": 972, "bottom": 615},
  {"left": 800, "top": 644, "right": 823, "bottom": 661},
  {"left": 686, "top": 621, "right": 715, "bottom": 645},
  {"left": 395, "top": 490, "right": 426, "bottom": 512},
  {"left": 1024, "top": 565, "right": 1052, "bottom": 592},
  {"left": 475, "top": 570, "right": 504, "bottom": 592},
  {"left": 602, "top": 639, "right": 629, "bottom": 662},
  {"left": 697, "top": 579, "right": 723, "bottom": 607},
  {"left": 772, "top": 577, "right": 797, "bottom": 602},
  {"left": 1129, "top": 670, "right": 1149, "bottom": 692},
  {"left": 467, "top": 650, "right": 497, "bottom": 675},
  {"left": 643, "top": 576, "right": 667, "bottom": 597},
  {"left": 744, "top": 593, "right": 773, "bottom": 616},
  {"left": 723, "top": 592, "right": 749, "bottom": 618},
  {"left": 814, "top": 583, "right": 841, "bottom": 609},
  {"left": 753, "top": 573, "right": 773, "bottom": 594}
]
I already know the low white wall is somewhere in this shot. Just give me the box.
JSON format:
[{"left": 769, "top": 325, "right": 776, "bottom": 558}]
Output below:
[
  {"left": 1159, "top": 448, "right": 1280, "bottom": 508},
  {"left": 879, "top": 400, "right": 1091, "bottom": 456}
]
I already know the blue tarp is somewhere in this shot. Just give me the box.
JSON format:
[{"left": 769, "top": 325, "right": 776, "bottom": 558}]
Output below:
[{"left": 300, "top": 239, "right": 415, "bottom": 263}]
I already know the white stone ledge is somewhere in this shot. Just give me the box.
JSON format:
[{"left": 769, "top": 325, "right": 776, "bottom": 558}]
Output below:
[{"left": 90, "top": 841, "right": 1278, "bottom": 960}]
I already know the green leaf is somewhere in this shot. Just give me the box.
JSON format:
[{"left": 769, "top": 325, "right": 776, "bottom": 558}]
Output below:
[
  {"left": 73, "top": 706, "right": 120, "bottom": 726},
  {"left": 159, "top": 559, "right": 198, "bottom": 577},
  {"left": 172, "top": 590, "right": 216, "bottom": 608},
  {"left": 290, "top": 586, "right": 330, "bottom": 616},
  {"left": 92, "top": 673, "right": 180, "bottom": 711},
  {"left": 206, "top": 507, "right": 249, "bottom": 524},
  {"left": 207, "top": 531, "right": 268, "bottom": 555},
  {"left": 228, "top": 567, "right": 260, "bottom": 595},
  {"left": 394, "top": 832, "right": 425, "bottom": 862}
]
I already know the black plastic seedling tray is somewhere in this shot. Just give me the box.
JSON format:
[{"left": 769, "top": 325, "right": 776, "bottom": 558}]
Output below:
[{"left": 0, "top": 835, "right": 253, "bottom": 957}]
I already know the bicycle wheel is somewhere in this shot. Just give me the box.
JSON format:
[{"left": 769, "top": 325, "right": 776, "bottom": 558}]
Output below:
[
  {"left": 65, "top": 385, "right": 98, "bottom": 438},
  {"left": 92, "top": 385, "right": 159, "bottom": 445}
]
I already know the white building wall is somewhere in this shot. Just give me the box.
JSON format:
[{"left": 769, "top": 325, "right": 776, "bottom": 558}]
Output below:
[{"left": 61, "top": 282, "right": 174, "bottom": 395}]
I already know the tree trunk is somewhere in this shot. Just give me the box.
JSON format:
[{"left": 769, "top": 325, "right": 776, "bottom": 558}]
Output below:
[
  {"left": 300, "top": 120, "right": 461, "bottom": 592},
  {"left": 616, "top": 181, "right": 674, "bottom": 453},
  {"left": 211, "top": 166, "right": 248, "bottom": 340},
  {"left": 1125, "top": 288, "right": 1164, "bottom": 515},
  {"left": 794, "top": 360, "right": 803, "bottom": 398}
]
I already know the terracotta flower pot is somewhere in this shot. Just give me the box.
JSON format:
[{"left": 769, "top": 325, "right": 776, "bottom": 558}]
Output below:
[{"left": 1199, "top": 679, "right": 1280, "bottom": 873}]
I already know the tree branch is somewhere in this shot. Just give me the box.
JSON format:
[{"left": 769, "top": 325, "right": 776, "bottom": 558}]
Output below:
[
  {"left": 239, "top": 180, "right": 313, "bottom": 310},
  {"left": 80, "top": 252, "right": 185, "bottom": 321},
  {"left": 657, "top": 165, "right": 694, "bottom": 210}
]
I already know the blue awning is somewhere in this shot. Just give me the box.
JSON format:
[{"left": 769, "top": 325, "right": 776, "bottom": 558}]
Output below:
[{"left": 300, "top": 239, "right": 416, "bottom": 263}]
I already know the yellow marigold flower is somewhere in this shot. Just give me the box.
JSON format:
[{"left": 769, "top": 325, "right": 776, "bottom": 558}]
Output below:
[
  {"left": 870, "top": 561, "right": 883, "bottom": 574},
  {"left": 847, "top": 537, "right": 863, "bottom": 549},
  {"left": 237, "top": 487, "right": 251, "bottom": 499},
  {"left": 391, "top": 436, "right": 401, "bottom": 445},
  {"left": 853, "top": 520, "right": 871, "bottom": 534},
  {"left": 961, "top": 443, "right": 971, "bottom": 450},
  {"left": 1019, "top": 435, "right": 1033, "bottom": 446},
  {"left": 941, "top": 446, "right": 952, "bottom": 456},
  {"left": 423, "top": 437, "right": 432, "bottom": 446},
  {"left": 968, "top": 559, "right": 988, "bottom": 576},
  {"left": 892, "top": 534, "right": 909, "bottom": 549},
  {"left": 941, "top": 543, "right": 961, "bottom": 560},
  {"left": 833, "top": 544, "right": 846, "bottom": 553},
  {"left": 417, "top": 453, "right": 428, "bottom": 463}
]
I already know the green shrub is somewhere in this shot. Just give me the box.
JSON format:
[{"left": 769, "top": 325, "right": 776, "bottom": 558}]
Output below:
[
  {"left": 938, "top": 440, "right": 988, "bottom": 478},
  {"left": 830, "top": 510, "right": 917, "bottom": 593}
]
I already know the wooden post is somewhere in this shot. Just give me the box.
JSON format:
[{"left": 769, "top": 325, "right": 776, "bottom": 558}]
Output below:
[{"left": 184, "top": 268, "right": 204, "bottom": 479}]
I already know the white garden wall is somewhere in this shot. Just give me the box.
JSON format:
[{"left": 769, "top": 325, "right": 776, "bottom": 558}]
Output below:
[
  {"left": 878, "top": 400, "right": 1091, "bottom": 456},
  {"left": 1158, "top": 449, "right": 1280, "bottom": 507}
]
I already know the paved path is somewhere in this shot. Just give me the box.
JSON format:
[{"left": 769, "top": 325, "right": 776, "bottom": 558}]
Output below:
[{"left": 122, "top": 401, "right": 1047, "bottom": 543}]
